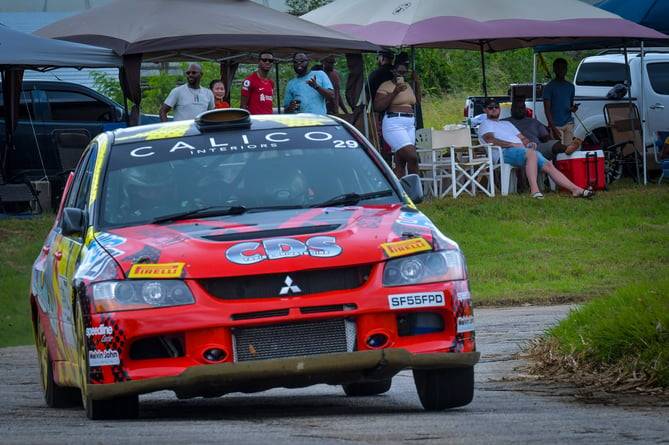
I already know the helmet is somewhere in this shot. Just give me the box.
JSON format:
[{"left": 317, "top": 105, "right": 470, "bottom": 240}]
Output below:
[{"left": 121, "top": 163, "right": 174, "bottom": 216}]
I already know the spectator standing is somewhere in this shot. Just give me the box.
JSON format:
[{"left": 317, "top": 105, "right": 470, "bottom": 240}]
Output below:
[
  {"left": 283, "top": 53, "right": 334, "bottom": 114},
  {"left": 367, "top": 50, "right": 395, "bottom": 162},
  {"left": 478, "top": 98, "right": 594, "bottom": 199},
  {"left": 373, "top": 61, "right": 421, "bottom": 178},
  {"left": 367, "top": 50, "right": 394, "bottom": 102},
  {"left": 159, "top": 63, "right": 214, "bottom": 122},
  {"left": 505, "top": 96, "right": 581, "bottom": 160},
  {"left": 209, "top": 79, "right": 230, "bottom": 109},
  {"left": 241, "top": 51, "right": 275, "bottom": 115},
  {"left": 543, "top": 58, "right": 579, "bottom": 144},
  {"left": 321, "top": 56, "right": 349, "bottom": 114}
]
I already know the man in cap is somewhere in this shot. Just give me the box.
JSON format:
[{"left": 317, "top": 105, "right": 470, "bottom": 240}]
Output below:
[
  {"left": 367, "top": 50, "right": 395, "bottom": 101},
  {"left": 366, "top": 50, "right": 395, "bottom": 162},
  {"left": 478, "top": 97, "right": 594, "bottom": 199}
]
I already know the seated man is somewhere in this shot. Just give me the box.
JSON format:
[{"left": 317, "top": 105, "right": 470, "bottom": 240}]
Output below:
[
  {"left": 504, "top": 96, "right": 582, "bottom": 161},
  {"left": 478, "top": 97, "right": 594, "bottom": 199}
]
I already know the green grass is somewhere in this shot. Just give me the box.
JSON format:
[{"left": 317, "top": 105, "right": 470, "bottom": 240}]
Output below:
[
  {"left": 418, "top": 179, "right": 669, "bottom": 306},
  {"left": 0, "top": 216, "right": 55, "bottom": 347},
  {"left": 530, "top": 278, "right": 669, "bottom": 388}
]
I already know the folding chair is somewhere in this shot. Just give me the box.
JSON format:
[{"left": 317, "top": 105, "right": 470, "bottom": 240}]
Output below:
[
  {"left": 415, "top": 128, "right": 453, "bottom": 198},
  {"left": 603, "top": 103, "right": 661, "bottom": 183}
]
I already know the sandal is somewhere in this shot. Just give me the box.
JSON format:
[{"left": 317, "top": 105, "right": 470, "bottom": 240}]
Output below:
[
  {"left": 531, "top": 192, "right": 545, "bottom": 200},
  {"left": 573, "top": 188, "right": 595, "bottom": 198}
]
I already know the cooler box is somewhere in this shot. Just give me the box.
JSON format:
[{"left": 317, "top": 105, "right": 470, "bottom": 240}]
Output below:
[{"left": 556, "top": 150, "right": 606, "bottom": 191}]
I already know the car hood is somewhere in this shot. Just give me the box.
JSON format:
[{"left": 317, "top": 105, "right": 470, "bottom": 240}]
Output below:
[{"left": 94, "top": 205, "right": 456, "bottom": 279}]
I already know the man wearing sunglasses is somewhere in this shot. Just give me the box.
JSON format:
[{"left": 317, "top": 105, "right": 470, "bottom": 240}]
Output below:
[
  {"left": 159, "top": 63, "right": 214, "bottom": 122},
  {"left": 283, "top": 52, "right": 334, "bottom": 114},
  {"left": 241, "top": 51, "right": 275, "bottom": 115},
  {"left": 478, "top": 98, "right": 594, "bottom": 199}
]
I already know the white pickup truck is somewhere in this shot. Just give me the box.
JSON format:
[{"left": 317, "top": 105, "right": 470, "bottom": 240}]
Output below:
[{"left": 527, "top": 51, "right": 669, "bottom": 151}]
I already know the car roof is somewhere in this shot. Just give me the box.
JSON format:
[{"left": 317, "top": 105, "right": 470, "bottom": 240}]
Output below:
[{"left": 108, "top": 111, "right": 348, "bottom": 145}]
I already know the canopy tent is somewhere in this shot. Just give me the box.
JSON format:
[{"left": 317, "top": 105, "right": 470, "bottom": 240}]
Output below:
[
  {"left": 34, "top": 0, "right": 381, "bottom": 124},
  {"left": 597, "top": 0, "right": 669, "bottom": 36},
  {"left": 302, "top": 0, "right": 667, "bottom": 96},
  {"left": 301, "top": 0, "right": 667, "bottom": 50},
  {"left": 533, "top": 0, "right": 669, "bottom": 185},
  {"left": 0, "top": 23, "right": 122, "bottom": 181}
]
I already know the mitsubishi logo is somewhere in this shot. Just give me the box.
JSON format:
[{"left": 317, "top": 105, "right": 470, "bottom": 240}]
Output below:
[{"left": 279, "top": 275, "right": 302, "bottom": 295}]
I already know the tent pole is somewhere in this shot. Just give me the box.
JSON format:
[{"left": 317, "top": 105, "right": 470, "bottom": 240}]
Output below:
[
  {"left": 479, "top": 42, "right": 488, "bottom": 97},
  {"left": 274, "top": 62, "right": 281, "bottom": 113},
  {"left": 640, "top": 41, "right": 647, "bottom": 185}
]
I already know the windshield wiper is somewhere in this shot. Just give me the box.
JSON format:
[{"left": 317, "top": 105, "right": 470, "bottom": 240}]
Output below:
[
  {"left": 150, "top": 205, "right": 248, "bottom": 224},
  {"left": 311, "top": 190, "right": 393, "bottom": 208}
]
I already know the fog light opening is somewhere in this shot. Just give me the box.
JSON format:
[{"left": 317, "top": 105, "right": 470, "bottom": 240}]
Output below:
[
  {"left": 365, "top": 332, "right": 390, "bottom": 349},
  {"left": 203, "top": 347, "right": 227, "bottom": 363}
]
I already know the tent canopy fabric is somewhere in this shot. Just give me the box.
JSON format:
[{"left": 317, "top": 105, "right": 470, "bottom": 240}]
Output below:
[
  {"left": 0, "top": 23, "right": 122, "bottom": 69},
  {"left": 34, "top": 0, "right": 380, "bottom": 63},
  {"left": 596, "top": 0, "right": 669, "bottom": 36},
  {"left": 301, "top": 0, "right": 668, "bottom": 51},
  {"left": 33, "top": 0, "right": 381, "bottom": 130}
]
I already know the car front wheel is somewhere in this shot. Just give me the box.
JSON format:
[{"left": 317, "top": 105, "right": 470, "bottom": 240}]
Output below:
[
  {"left": 74, "top": 299, "right": 139, "bottom": 420},
  {"left": 413, "top": 366, "right": 474, "bottom": 411}
]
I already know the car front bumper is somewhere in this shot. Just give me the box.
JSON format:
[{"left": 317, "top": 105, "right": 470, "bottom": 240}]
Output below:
[{"left": 88, "top": 349, "right": 480, "bottom": 400}]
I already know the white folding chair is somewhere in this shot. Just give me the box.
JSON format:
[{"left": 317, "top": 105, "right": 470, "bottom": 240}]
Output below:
[{"left": 416, "top": 128, "right": 453, "bottom": 198}]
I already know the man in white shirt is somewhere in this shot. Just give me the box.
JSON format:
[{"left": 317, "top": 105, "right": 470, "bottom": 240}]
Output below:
[
  {"left": 478, "top": 98, "right": 593, "bottom": 199},
  {"left": 159, "top": 63, "right": 215, "bottom": 122}
]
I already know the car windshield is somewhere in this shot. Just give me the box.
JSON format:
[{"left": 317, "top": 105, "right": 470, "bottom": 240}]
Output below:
[{"left": 98, "top": 126, "right": 400, "bottom": 228}]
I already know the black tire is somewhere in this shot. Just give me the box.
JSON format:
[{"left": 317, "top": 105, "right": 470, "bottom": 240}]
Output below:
[
  {"left": 35, "top": 315, "right": 81, "bottom": 408},
  {"left": 342, "top": 379, "right": 392, "bottom": 396},
  {"left": 413, "top": 367, "right": 474, "bottom": 411},
  {"left": 74, "top": 300, "right": 140, "bottom": 420}
]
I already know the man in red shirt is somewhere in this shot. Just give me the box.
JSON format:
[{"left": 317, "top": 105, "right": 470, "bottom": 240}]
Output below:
[{"left": 241, "top": 51, "right": 275, "bottom": 114}]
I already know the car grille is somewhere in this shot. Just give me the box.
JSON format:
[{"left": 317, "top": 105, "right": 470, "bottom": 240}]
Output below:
[
  {"left": 233, "top": 318, "right": 356, "bottom": 362},
  {"left": 199, "top": 265, "right": 372, "bottom": 300}
]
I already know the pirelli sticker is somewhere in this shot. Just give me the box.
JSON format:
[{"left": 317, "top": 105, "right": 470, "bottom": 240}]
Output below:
[
  {"left": 381, "top": 238, "right": 431, "bottom": 258},
  {"left": 128, "top": 262, "right": 185, "bottom": 279}
]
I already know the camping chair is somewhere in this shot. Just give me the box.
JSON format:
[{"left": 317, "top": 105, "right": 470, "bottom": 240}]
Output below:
[
  {"left": 603, "top": 103, "right": 661, "bottom": 183},
  {"left": 52, "top": 129, "right": 91, "bottom": 173},
  {"left": 415, "top": 128, "right": 454, "bottom": 198},
  {"left": 417, "top": 125, "right": 495, "bottom": 198}
]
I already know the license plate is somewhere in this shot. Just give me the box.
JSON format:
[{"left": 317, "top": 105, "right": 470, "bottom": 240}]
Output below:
[{"left": 388, "top": 292, "right": 445, "bottom": 309}]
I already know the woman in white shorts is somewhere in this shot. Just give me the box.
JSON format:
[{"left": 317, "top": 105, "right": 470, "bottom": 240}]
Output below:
[{"left": 373, "top": 61, "right": 421, "bottom": 178}]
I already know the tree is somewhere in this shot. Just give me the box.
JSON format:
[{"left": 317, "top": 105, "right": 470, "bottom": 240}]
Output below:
[{"left": 285, "top": 0, "right": 332, "bottom": 16}]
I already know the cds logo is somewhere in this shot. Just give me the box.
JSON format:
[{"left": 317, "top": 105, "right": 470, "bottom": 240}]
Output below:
[{"left": 226, "top": 236, "right": 342, "bottom": 265}]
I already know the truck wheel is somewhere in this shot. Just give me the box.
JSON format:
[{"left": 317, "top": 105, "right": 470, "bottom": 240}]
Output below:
[
  {"left": 413, "top": 367, "right": 474, "bottom": 411},
  {"left": 35, "top": 315, "right": 81, "bottom": 408},
  {"left": 342, "top": 379, "right": 392, "bottom": 396}
]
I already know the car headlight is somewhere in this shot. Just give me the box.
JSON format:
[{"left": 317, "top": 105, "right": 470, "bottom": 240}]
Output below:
[
  {"left": 383, "top": 250, "right": 466, "bottom": 286},
  {"left": 90, "top": 280, "right": 195, "bottom": 313}
]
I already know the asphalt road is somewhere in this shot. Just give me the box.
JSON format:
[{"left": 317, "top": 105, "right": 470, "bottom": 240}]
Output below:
[{"left": 1, "top": 305, "right": 667, "bottom": 445}]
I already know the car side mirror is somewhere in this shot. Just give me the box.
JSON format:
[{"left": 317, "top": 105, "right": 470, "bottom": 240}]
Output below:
[
  {"left": 61, "top": 207, "right": 86, "bottom": 237},
  {"left": 399, "top": 173, "right": 424, "bottom": 204}
]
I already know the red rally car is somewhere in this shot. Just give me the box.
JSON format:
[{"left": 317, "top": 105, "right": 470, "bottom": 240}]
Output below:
[{"left": 30, "top": 109, "right": 479, "bottom": 419}]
